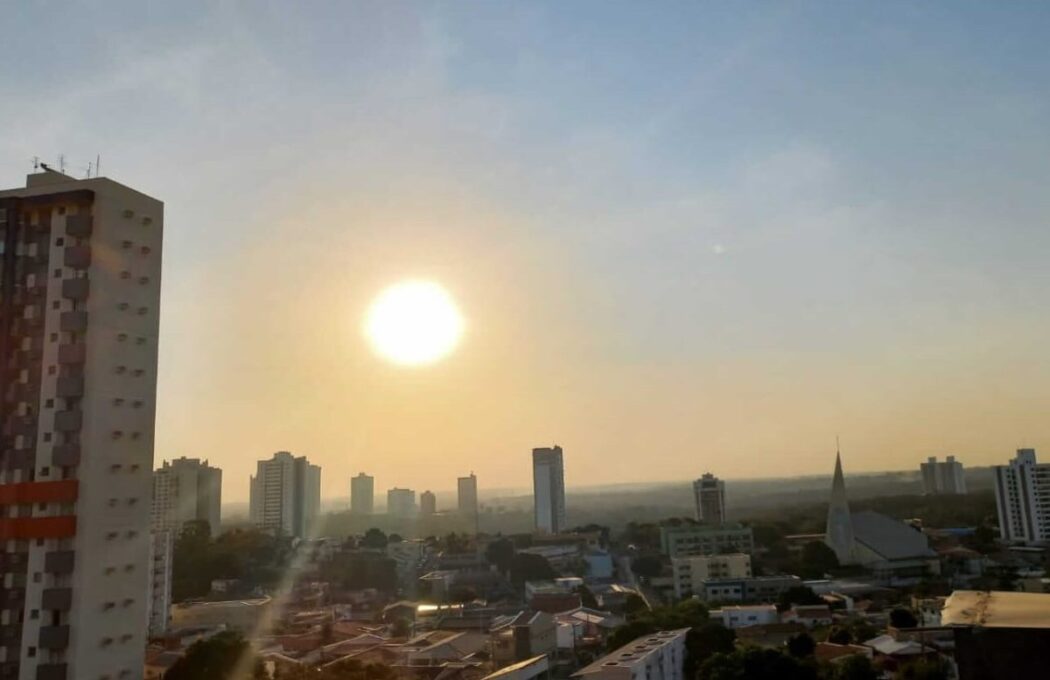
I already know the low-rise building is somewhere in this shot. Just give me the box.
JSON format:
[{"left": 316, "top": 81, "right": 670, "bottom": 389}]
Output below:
[
  {"left": 491, "top": 611, "right": 557, "bottom": 665},
  {"left": 671, "top": 554, "right": 751, "bottom": 599},
  {"left": 170, "top": 597, "right": 272, "bottom": 634},
  {"left": 659, "top": 524, "right": 754, "bottom": 558},
  {"left": 696, "top": 575, "right": 802, "bottom": 603},
  {"left": 782, "top": 605, "right": 833, "bottom": 628},
  {"left": 943, "top": 590, "right": 1050, "bottom": 680},
  {"left": 573, "top": 629, "right": 689, "bottom": 680},
  {"left": 716, "top": 605, "right": 779, "bottom": 629},
  {"left": 554, "top": 607, "right": 624, "bottom": 650}
]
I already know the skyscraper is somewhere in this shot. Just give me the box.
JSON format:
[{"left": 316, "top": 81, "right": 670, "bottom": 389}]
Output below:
[
  {"left": 351, "top": 472, "right": 374, "bottom": 515},
  {"left": 458, "top": 472, "right": 478, "bottom": 520},
  {"left": 249, "top": 451, "right": 321, "bottom": 538},
  {"left": 920, "top": 456, "right": 967, "bottom": 495},
  {"left": 151, "top": 457, "right": 222, "bottom": 533},
  {"left": 825, "top": 451, "right": 856, "bottom": 565},
  {"left": 692, "top": 473, "right": 726, "bottom": 524},
  {"left": 533, "top": 446, "right": 566, "bottom": 534},
  {"left": 387, "top": 488, "right": 416, "bottom": 518},
  {"left": 420, "top": 490, "right": 437, "bottom": 515},
  {"left": 0, "top": 169, "right": 163, "bottom": 679},
  {"left": 994, "top": 448, "right": 1050, "bottom": 543}
]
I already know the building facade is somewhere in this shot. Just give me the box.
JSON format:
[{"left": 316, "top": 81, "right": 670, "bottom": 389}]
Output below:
[
  {"left": 574, "top": 629, "right": 688, "bottom": 680},
  {"left": 420, "top": 490, "right": 437, "bottom": 515},
  {"left": 458, "top": 473, "right": 478, "bottom": 522},
  {"left": 692, "top": 473, "right": 726, "bottom": 524},
  {"left": 659, "top": 524, "right": 754, "bottom": 558},
  {"left": 0, "top": 170, "right": 164, "bottom": 680},
  {"left": 147, "top": 531, "right": 174, "bottom": 638},
  {"left": 533, "top": 446, "right": 566, "bottom": 534},
  {"left": 920, "top": 456, "right": 967, "bottom": 495},
  {"left": 249, "top": 451, "right": 321, "bottom": 539},
  {"left": 387, "top": 488, "right": 416, "bottom": 517},
  {"left": 151, "top": 457, "right": 222, "bottom": 533},
  {"left": 671, "top": 553, "right": 751, "bottom": 599},
  {"left": 994, "top": 449, "right": 1050, "bottom": 543},
  {"left": 350, "top": 472, "right": 374, "bottom": 515}
]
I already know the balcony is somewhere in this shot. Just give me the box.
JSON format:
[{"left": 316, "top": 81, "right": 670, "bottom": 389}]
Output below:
[
  {"left": 0, "top": 552, "right": 26, "bottom": 570},
  {"left": 1, "top": 450, "right": 33, "bottom": 471},
  {"left": 62, "top": 246, "right": 90, "bottom": 270},
  {"left": 41, "top": 588, "right": 71, "bottom": 611},
  {"left": 37, "top": 626, "right": 69, "bottom": 650},
  {"left": 51, "top": 444, "right": 80, "bottom": 467},
  {"left": 55, "top": 375, "right": 83, "bottom": 398},
  {"left": 6, "top": 416, "right": 36, "bottom": 437},
  {"left": 65, "top": 213, "right": 92, "bottom": 238},
  {"left": 0, "top": 588, "right": 25, "bottom": 609},
  {"left": 53, "top": 410, "right": 82, "bottom": 433},
  {"left": 58, "top": 311, "right": 87, "bottom": 333},
  {"left": 0, "top": 624, "right": 20, "bottom": 644},
  {"left": 10, "top": 382, "right": 38, "bottom": 403},
  {"left": 43, "top": 551, "right": 74, "bottom": 574},
  {"left": 36, "top": 664, "right": 67, "bottom": 680},
  {"left": 60, "top": 278, "right": 89, "bottom": 301},
  {"left": 56, "top": 343, "right": 85, "bottom": 365}
]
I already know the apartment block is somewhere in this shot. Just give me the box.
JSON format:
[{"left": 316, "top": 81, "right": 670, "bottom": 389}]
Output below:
[
  {"left": 692, "top": 473, "right": 726, "bottom": 524},
  {"left": 249, "top": 451, "right": 321, "bottom": 539},
  {"left": 533, "top": 446, "right": 566, "bottom": 534},
  {"left": 920, "top": 455, "right": 967, "bottom": 495},
  {"left": 151, "top": 456, "right": 221, "bottom": 533},
  {"left": 574, "top": 629, "right": 688, "bottom": 680},
  {"left": 387, "top": 488, "right": 416, "bottom": 518},
  {"left": 458, "top": 473, "right": 478, "bottom": 521},
  {"left": 0, "top": 169, "right": 163, "bottom": 680},
  {"left": 420, "top": 490, "right": 436, "bottom": 516},
  {"left": 350, "top": 472, "right": 374, "bottom": 515},
  {"left": 671, "top": 553, "right": 751, "bottom": 599},
  {"left": 994, "top": 448, "right": 1050, "bottom": 543},
  {"left": 659, "top": 524, "right": 754, "bottom": 558}
]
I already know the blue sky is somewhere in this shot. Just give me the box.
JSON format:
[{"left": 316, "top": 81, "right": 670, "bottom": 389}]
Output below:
[{"left": 4, "top": 2, "right": 1050, "bottom": 499}]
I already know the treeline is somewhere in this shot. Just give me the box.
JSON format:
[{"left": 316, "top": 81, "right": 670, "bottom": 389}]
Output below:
[{"left": 172, "top": 521, "right": 295, "bottom": 602}]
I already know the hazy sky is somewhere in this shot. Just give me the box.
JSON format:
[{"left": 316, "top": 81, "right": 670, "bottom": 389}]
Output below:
[{"left": 3, "top": 2, "right": 1050, "bottom": 502}]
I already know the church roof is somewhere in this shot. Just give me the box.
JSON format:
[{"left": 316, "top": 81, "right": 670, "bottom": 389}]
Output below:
[{"left": 850, "top": 511, "right": 936, "bottom": 560}]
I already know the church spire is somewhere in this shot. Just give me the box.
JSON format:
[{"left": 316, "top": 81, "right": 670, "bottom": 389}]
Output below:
[{"left": 825, "top": 441, "right": 856, "bottom": 565}]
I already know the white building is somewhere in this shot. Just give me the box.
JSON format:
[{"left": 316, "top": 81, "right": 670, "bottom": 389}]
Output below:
[
  {"left": 0, "top": 169, "right": 164, "bottom": 680},
  {"left": 249, "top": 451, "right": 321, "bottom": 539},
  {"left": 574, "top": 629, "right": 688, "bottom": 680},
  {"left": 147, "top": 531, "right": 174, "bottom": 637},
  {"left": 920, "top": 456, "right": 967, "bottom": 495},
  {"left": 351, "top": 472, "right": 374, "bottom": 514},
  {"left": 692, "top": 473, "right": 726, "bottom": 524},
  {"left": 533, "top": 446, "right": 566, "bottom": 534},
  {"left": 718, "top": 605, "right": 779, "bottom": 629},
  {"left": 659, "top": 524, "right": 754, "bottom": 558},
  {"left": 458, "top": 472, "right": 478, "bottom": 523},
  {"left": 387, "top": 487, "right": 417, "bottom": 517},
  {"left": 671, "top": 553, "right": 752, "bottom": 599},
  {"left": 151, "top": 456, "right": 222, "bottom": 533},
  {"left": 994, "top": 448, "right": 1050, "bottom": 543}
]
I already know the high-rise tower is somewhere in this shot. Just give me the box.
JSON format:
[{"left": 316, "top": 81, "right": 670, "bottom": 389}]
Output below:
[
  {"left": 350, "top": 472, "right": 374, "bottom": 515},
  {"left": 0, "top": 169, "right": 164, "bottom": 680},
  {"left": 249, "top": 451, "right": 321, "bottom": 539},
  {"left": 692, "top": 473, "right": 726, "bottom": 524},
  {"left": 151, "top": 457, "right": 222, "bottom": 533},
  {"left": 533, "top": 446, "right": 566, "bottom": 533}
]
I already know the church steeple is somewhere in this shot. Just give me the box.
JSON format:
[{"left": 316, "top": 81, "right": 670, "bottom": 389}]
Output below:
[{"left": 825, "top": 442, "right": 856, "bottom": 565}]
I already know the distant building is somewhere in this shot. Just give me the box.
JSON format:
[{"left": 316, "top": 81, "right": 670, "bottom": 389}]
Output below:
[
  {"left": 351, "top": 473, "right": 375, "bottom": 515},
  {"left": 672, "top": 553, "right": 751, "bottom": 599},
  {"left": 692, "top": 473, "right": 726, "bottom": 524},
  {"left": 388, "top": 487, "right": 417, "bottom": 517},
  {"left": 659, "top": 524, "right": 754, "bottom": 558},
  {"left": 147, "top": 531, "right": 174, "bottom": 638},
  {"left": 994, "top": 448, "right": 1050, "bottom": 543},
  {"left": 421, "top": 490, "right": 437, "bottom": 515},
  {"left": 717, "top": 605, "right": 779, "bottom": 629},
  {"left": 533, "top": 446, "right": 566, "bottom": 534},
  {"left": 574, "top": 628, "right": 689, "bottom": 680},
  {"left": 458, "top": 473, "right": 479, "bottom": 522},
  {"left": 249, "top": 451, "right": 321, "bottom": 539},
  {"left": 920, "top": 456, "right": 967, "bottom": 495},
  {"left": 152, "top": 457, "right": 223, "bottom": 533},
  {"left": 491, "top": 611, "right": 557, "bottom": 665},
  {"left": 695, "top": 575, "right": 802, "bottom": 603},
  {"left": 170, "top": 597, "right": 272, "bottom": 634},
  {"left": 825, "top": 453, "right": 940, "bottom": 581}
]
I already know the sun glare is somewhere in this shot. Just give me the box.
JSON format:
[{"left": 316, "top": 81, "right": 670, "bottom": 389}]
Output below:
[{"left": 364, "top": 281, "right": 464, "bottom": 366}]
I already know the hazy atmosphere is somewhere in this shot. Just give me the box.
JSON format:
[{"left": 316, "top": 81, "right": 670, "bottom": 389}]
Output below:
[{"left": 4, "top": 2, "right": 1050, "bottom": 502}]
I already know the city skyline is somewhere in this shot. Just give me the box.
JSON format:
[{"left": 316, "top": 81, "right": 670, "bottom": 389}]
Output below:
[{"left": 4, "top": 3, "right": 1050, "bottom": 503}]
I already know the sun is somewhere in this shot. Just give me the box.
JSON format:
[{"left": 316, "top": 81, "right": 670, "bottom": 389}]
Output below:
[{"left": 364, "top": 280, "right": 465, "bottom": 366}]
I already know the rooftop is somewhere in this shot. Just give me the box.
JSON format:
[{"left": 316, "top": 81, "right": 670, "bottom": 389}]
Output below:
[
  {"left": 850, "top": 511, "right": 936, "bottom": 560},
  {"left": 574, "top": 629, "right": 689, "bottom": 676},
  {"left": 942, "top": 590, "right": 1050, "bottom": 629}
]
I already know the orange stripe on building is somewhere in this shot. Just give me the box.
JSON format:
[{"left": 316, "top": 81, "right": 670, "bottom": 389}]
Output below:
[
  {"left": 0, "top": 480, "right": 78, "bottom": 505},
  {"left": 0, "top": 516, "right": 77, "bottom": 539}
]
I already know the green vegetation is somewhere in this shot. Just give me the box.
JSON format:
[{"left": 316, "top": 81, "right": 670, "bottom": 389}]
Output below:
[
  {"left": 165, "top": 631, "right": 261, "bottom": 680},
  {"left": 698, "top": 647, "right": 817, "bottom": 680},
  {"left": 787, "top": 632, "right": 816, "bottom": 658},
  {"left": 172, "top": 522, "right": 293, "bottom": 602},
  {"left": 509, "top": 552, "right": 556, "bottom": 589},
  {"left": 829, "top": 656, "right": 880, "bottom": 680},
  {"left": 316, "top": 551, "right": 398, "bottom": 593}
]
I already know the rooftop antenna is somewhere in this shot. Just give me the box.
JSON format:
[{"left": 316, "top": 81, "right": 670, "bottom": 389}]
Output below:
[
  {"left": 96, "top": 154, "right": 101, "bottom": 177},
  {"left": 85, "top": 161, "right": 93, "bottom": 179},
  {"left": 58, "top": 155, "right": 66, "bottom": 174},
  {"left": 31, "top": 156, "right": 39, "bottom": 171}
]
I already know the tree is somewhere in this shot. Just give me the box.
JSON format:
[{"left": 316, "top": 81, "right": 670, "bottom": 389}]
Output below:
[
  {"left": 631, "top": 554, "right": 664, "bottom": 579},
  {"left": 510, "top": 553, "right": 556, "bottom": 589},
  {"left": 390, "top": 618, "right": 412, "bottom": 638},
  {"left": 889, "top": 608, "right": 918, "bottom": 629},
  {"left": 165, "top": 631, "right": 253, "bottom": 680},
  {"left": 686, "top": 622, "right": 736, "bottom": 670},
  {"left": 623, "top": 593, "right": 649, "bottom": 619},
  {"left": 799, "top": 541, "right": 839, "bottom": 578},
  {"left": 786, "top": 632, "right": 815, "bottom": 658},
  {"left": 576, "top": 585, "right": 600, "bottom": 609},
  {"left": 777, "top": 586, "right": 823, "bottom": 610},
  {"left": 387, "top": 533, "right": 403, "bottom": 543},
  {"left": 894, "top": 657, "right": 951, "bottom": 680},
  {"left": 827, "top": 626, "right": 852, "bottom": 645},
  {"left": 606, "top": 621, "right": 656, "bottom": 651},
  {"left": 485, "top": 538, "right": 516, "bottom": 574},
  {"left": 361, "top": 528, "right": 388, "bottom": 549},
  {"left": 698, "top": 647, "right": 816, "bottom": 680},
  {"left": 831, "top": 655, "right": 879, "bottom": 680},
  {"left": 964, "top": 524, "right": 997, "bottom": 554}
]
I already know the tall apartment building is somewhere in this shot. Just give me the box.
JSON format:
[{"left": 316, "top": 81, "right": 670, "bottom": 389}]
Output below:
[
  {"left": 457, "top": 473, "right": 478, "bottom": 522},
  {"left": 350, "top": 472, "right": 374, "bottom": 515},
  {"left": 420, "top": 490, "right": 436, "bottom": 516},
  {"left": 249, "top": 451, "right": 321, "bottom": 539},
  {"left": 146, "top": 531, "right": 173, "bottom": 638},
  {"left": 0, "top": 170, "right": 163, "bottom": 680},
  {"left": 692, "top": 473, "right": 726, "bottom": 524},
  {"left": 533, "top": 446, "right": 566, "bottom": 534},
  {"left": 151, "top": 456, "right": 222, "bottom": 533},
  {"left": 994, "top": 449, "right": 1050, "bottom": 543},
  {"left": 920, "top": 455, "right": 967, "bottom": 495},
  {"left": 387, "top": 488, "right": 416, "bottom": 518}
]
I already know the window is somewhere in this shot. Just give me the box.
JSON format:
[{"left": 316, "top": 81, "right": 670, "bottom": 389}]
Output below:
[
  {"left": 30, "top": 609, "right": 38, "bottom": 619},
  {"left": 32, "top": 572, "right": 41, "bottom": 583},
  {"left": 117, "top": 302, "right": 128, "bottom": 310},
  {"left": 140, "top": 246, "right": 151, "bottom": 255},
  {"left": 142, "top": 217, "right": 152, "bottom": 226},
  {"left": 43, "top": 433, "right": 51, "bottom": 443},
  {"left": 119, "top": 271, "right": 130, "bottom": 280},
  {"left": 40, "top": 467, "right": 49, "bottom": 477},
  {"left": 51, "top": 300, "right": 60, "bottom": 310},
  {"left": 136, "top": 307, "right": 147, "bottom": 315},
  {"left": 121, "top": 240, "right": 132, "bottom": 249},
  {"left": 117, "top": 333, "right": 127, "bottom": 342},
  {"left": 53, "top": 269, "right": 61, "bottom": 278},
  {"left": 45, "top": 398, "right": 53, "bottom": 408},
  {"left": 55, "top": 237, "right": 64, "bottom": 246},
  {"left": 49, "top": 333, "right": 57, "bottom": 342},
  {"left": 27, "top": 647, "right": 35, "bottom": 658}
]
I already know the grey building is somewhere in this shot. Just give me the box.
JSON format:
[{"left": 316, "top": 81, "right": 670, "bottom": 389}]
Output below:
[
  {"left": 920, "top": 455, "right": 967, "bottom": 495},
  {"left": 533, "top": 446, "right": 566, "bottom": 534},
  {"left": 152, "top": 457, "right": 222, "bottom": 533},
  {"left": 249, "top": 451, "right": 321, "bottom": 538},
  {"left": 351, "top": 472, "right": 374, "bottom": 515}
]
